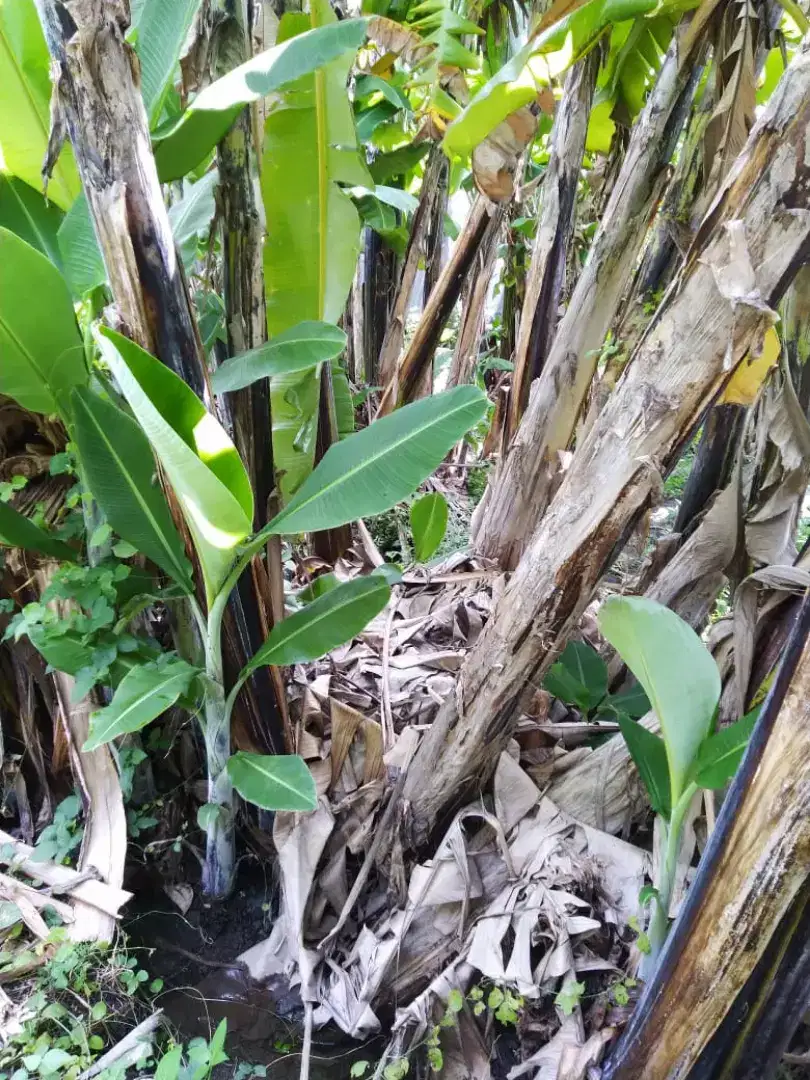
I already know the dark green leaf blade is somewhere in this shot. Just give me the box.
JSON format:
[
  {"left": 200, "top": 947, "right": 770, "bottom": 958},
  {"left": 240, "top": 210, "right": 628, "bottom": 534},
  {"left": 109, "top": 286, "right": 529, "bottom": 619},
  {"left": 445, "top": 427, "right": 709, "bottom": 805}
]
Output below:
[
  {"left": 227, "top": 751, "right": 317, "bottom": 812},
  {"left": 246, "top": 573, "right": 390, "bottom": 674},
  {"left": 265, "top": 386, "right": 488, "bottom": 536},
  {"left": 211, "top": 322, "right": 347, "bottom": 394},
  {"left": 617, "top": 714, "right": 672, "bottom": 818},
  {"left": 71, "top": 388, "right": 193, "bottom": 592},
  {"left": 693, "top": 707, "right": 760, "bottom": 790},
  {"left": 0, "top": 174, "right": 63, "bottom": 266},
  {"left": 0, "top": 500, "right": 77, "bottom": 562},
  {"left": 83, "top": 659, "right": 197, "bottom": 751},
  {"left": 602, "top": 680, "right": 650, "bottom": 719},
  {"left": 543, "top": 640, "right": 607, "bottom": 712},
  {"left": 411, "top": 492, "right": 448, "bottom": 562}
]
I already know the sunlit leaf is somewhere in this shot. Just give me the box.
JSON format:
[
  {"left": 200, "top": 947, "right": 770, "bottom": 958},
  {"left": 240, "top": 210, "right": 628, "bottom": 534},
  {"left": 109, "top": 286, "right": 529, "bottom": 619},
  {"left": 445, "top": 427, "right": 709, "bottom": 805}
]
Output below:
[
  {"left": 96, "top": 328, "right": 253, "bottom": 602},
  {"left": 0, "top": 0, "right": 80, "bottom": 209},
  {"left": 153, "top": 17, "right": 368, "bottom": 181},
  {"left": 0, "top": 229, "right": 85, "bottom": 416}
]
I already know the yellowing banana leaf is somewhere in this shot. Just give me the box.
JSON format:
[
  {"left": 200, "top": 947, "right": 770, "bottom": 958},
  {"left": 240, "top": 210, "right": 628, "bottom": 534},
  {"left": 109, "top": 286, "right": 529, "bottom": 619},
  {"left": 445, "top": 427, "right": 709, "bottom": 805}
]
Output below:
[
  {"left": 262, "top": 0, "right": 371, "bottom": 501},
  {"left": 0, "top": 0, "right": 80, "bottom": 210},
  {"left": 721, "top": 326, "right": 780, "bottom": 406}
]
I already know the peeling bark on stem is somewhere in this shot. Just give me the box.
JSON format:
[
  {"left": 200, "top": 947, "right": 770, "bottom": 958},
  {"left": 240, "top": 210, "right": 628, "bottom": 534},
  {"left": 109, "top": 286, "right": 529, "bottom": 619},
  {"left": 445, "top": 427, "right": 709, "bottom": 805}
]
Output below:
[
  {"left": 505, "top": 55, "right": 596, "bottom": 442},
  {"left": 474, "top": 24, "right": 701, "bottom": 568},
  {"left": 35, "top": 0, "right": 209, "bottom": 397},
  {"left": 384, "top": 42, "right": 810, "bottom": 853},
  {"left": 377, "top": 145, "right": 449, "bottom": 389},
  {"left": 377, "top": 196, "right": 502, "bottom": 415}
]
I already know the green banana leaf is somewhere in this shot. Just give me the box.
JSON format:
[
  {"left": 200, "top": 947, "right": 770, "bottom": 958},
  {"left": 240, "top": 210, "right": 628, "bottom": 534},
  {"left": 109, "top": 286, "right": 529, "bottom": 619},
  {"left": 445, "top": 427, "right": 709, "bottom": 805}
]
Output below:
[
  {"left": 0, "top": 228, "right": 85, "bottom": 417},
  {"left": 442, "top": 0, "right": 689, "bottom": 159},
  {"left": 0, "top": 173, "right": 63, "bottom": 266},
  {"left": 262, "top": 0, "right": 372, "bottom": 501},
  {"left": 95, "top": 328, "right": 253, "bottom": 604},
  {"left": 135, "top": 0, "right": 203, "bottom": 127},
  {"left": 0, "top": 0, "right": 80, "bottom": 210}
]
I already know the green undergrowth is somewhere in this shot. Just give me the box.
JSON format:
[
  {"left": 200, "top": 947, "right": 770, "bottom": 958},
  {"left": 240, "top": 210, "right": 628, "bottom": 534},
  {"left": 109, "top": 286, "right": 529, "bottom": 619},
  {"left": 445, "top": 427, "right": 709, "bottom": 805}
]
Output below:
[{"left": 0, "top": 932, "right": 263, "bottom": 1080}]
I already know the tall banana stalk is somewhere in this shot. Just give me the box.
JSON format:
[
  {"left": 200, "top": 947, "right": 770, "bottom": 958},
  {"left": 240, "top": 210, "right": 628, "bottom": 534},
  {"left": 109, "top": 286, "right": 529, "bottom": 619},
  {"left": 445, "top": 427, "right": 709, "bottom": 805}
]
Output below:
[
  {"left": 473, "top": 22, "right": 703, "bottom": 568},
  {"left": 377, "top": 41, "right": 810, "bottom": 852},
  {"left": 505, "top": 54, "right": 596, "bottom": 442}
]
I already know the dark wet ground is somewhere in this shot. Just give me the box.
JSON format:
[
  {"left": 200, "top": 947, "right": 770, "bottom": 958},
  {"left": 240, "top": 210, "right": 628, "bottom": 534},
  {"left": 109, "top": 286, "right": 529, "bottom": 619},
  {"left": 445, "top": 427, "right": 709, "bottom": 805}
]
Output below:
[{"left": 124, "top": 865, "right": 381, "bottom": 1078}]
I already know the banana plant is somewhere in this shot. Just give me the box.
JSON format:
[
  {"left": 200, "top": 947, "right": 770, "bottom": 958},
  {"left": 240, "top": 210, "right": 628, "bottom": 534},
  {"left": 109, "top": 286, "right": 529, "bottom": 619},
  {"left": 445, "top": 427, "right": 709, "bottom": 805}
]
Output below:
[
  {"left": 0, "top": 224, "right": 487, "bottom": 896},
  {"left": 75, "top": 331, "right": 487, "bottom": 897},
  {"left": 598, "top": 596, "right": 758, "bottom": 974}
]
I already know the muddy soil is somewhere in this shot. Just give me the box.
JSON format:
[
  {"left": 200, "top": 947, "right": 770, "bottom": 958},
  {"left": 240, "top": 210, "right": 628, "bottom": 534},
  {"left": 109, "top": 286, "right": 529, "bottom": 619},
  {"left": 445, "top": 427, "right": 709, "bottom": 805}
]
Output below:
[{"left": 124, "top": 864, "right": 380, "bottom": 1078}]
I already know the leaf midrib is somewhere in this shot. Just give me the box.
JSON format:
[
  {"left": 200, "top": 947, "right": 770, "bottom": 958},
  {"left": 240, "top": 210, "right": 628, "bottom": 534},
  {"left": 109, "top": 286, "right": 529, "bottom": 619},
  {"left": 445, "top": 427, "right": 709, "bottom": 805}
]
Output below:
[
  {"left": 90, "top": 673, "right": 185, "bottom": 745},
  {"left": 252, "top": 579, "right": 385, "bottom": 669},
  {"left": 269, "top": 392, "right": 482, "bottom": 532},
  {"left": 77, "top": 394, "right": 191, "bottom": 590}
]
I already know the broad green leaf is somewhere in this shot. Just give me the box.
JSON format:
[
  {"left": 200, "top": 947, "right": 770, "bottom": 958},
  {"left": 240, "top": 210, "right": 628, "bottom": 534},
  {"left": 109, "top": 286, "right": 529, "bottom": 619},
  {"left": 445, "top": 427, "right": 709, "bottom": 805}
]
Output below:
[
  {"left": 245, "top": 572, "right": 390, "bottom": 675},
  {"left": 211, "top": 322, "right": 347, "bottom": 394},
  {"left": 71, "top": 388, "right": 193, "bottom": 592},
  {"left": 155, "top": 1046, "right": 183, "bottom": 1080},
  {"left": 693, "top": 707, "right": 760, "bottom": 790},
  {"left": 265, "top": 386, "right": 487, "bottom": 536},
  {"left": 0, "top": 173, "right": 63, "bottom": 266},
  {"left": 264, "top": 0, "right": 372, "bottom": 500},
  {"left": 83, "top": 658, "right": 197, "bottom": 751},
  {"left": 410, "top": 492, "right": 448, "bottom": 562},
  {"left": 543, "top": 640, "right": 608, "bottom": 712},
  {"left": 28, "top": 629, "right": 93, "bottom": 677},
  {"left": 0, "top": 228, "right": 85, "bottom": 415},
  {"left": 600, "top": 680, "right": 650, "bottom": 719},
  {"left": 135, "top": 0, "right": 204, "bottom": 126},
  {"left": 598, "top": 596, "right": 721, "bottom": 804},
  {"left": 442, "top": 0, "right": 663, "bottom": 159},
  {"left": 0, "top": 0, "right": 80, "bottom": 210},
  {"left": 167, "top": 169, "right": 218, "bottom": 265},
  {"left": 0, "top": 500, "right": 77, "bottom": 562},
  {"left": 227, "top": 751, "right": 317, "bottom": 812},
  {"left": 617, "top": 714, "right": 671, "bottom": 817},
  {"left": 353, "top": 184, "right": 420, "bottom": 216},
  {"left": 58, "top": 193, "right": 106, "bottom": 297},
  {"left": 96, "top": 328, "right": 253, "bottom": 602},
  {"left": 153, "top": 17, "right": 368, "bottom": 181}
]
